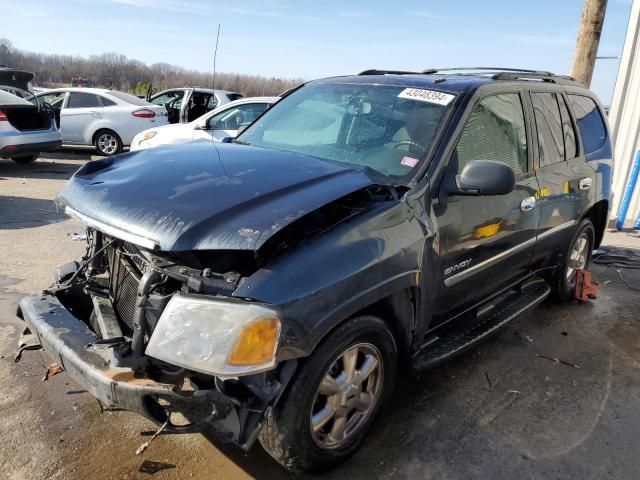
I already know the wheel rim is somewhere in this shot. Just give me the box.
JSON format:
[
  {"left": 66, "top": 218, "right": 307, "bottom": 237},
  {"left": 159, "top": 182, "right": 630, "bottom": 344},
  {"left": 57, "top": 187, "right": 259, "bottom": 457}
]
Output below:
[
  {"left": 97, "top": 133, "right": 118, "bottom": 155},
  {"left": 566, "top": 232, "right": 590, "bottom": 287},
  {"left": 309, "top": 343, "right": 383, "bottom": 449}
]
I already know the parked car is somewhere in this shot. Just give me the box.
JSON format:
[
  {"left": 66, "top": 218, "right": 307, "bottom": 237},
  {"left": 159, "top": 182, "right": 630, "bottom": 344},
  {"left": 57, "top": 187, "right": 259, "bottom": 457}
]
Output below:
[
  {"left": 35, "top": 88, "right": 168, "bottom": 156},
  {"left": 17, "top": 68, "right": 611, "bottom": 472},
  {"left": 149, "top": 87, "right": 243, "bottom": 124},
  {"left": 130, "top": 96, "right": 279, "bottom": 151},
  {"left": 0, "top": 88, "right": 61, "bottom": 163}
]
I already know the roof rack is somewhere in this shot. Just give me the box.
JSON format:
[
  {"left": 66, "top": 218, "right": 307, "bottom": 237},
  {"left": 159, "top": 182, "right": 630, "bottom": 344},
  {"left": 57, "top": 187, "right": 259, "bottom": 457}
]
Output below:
[{"left": 357, "top": 67, "right": 583, "bottom": 86}]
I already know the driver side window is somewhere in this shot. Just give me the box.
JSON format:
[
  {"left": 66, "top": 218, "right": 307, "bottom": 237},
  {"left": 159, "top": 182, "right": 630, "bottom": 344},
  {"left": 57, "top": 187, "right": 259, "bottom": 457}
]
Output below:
[{"left": 455, "top": 93, "right": 528, "bottom": 175}]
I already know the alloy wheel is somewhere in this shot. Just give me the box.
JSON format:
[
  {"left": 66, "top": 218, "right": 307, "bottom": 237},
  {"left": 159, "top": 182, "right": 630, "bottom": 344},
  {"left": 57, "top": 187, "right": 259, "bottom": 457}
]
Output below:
[
  {"left": 310, "top": 343, "right": 383, "bottom": 449},
  {"left": 97, "top": 133, "right": 118, "bottom": 155},
  {"left": 566, "top": 232, "right": 590, "bottom": 287}
]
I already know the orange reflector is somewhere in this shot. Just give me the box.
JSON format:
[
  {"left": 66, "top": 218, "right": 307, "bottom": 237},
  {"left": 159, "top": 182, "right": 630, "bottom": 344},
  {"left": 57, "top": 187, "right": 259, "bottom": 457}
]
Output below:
[{"left": 227, "top": 318, "right": 279, "bottom": 366}]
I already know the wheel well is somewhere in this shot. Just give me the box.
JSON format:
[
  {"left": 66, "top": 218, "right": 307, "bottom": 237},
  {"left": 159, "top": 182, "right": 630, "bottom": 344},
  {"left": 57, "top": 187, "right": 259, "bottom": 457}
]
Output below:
[
  {"left": 92, "top": 128, "right": 119, "bottom": 144},
  {"left": 359, "top": 288, "right": 418, "bottom": 360},
  {"left": 582, "top": 200, "right": 608, "bottom": 248}
]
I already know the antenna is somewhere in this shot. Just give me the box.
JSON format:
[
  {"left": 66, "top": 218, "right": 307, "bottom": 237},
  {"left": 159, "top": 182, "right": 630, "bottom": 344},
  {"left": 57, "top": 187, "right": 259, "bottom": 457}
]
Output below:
[{"left": 212, "top": 24, "right": 221, "bottom": 92}]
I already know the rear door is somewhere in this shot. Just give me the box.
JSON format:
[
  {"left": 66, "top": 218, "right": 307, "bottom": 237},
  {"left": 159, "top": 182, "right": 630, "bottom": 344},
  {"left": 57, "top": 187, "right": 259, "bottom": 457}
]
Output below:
[
  {"left": 434, "top": 90, "right": 541, "bottom": 318},
  {"left": 529, "top": 90, "right": 595, "bottom": 264},
  {"left": 61, "top": 92, "right": 103, "bottom": 143}
]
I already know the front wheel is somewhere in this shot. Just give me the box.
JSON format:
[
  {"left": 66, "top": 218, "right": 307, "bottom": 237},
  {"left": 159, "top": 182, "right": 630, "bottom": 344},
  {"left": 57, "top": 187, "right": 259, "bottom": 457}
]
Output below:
[
  {"left": 553, "top": 218, "right": 595, "bottom": 300},
  {"left": 259, "top": 315, "right": 397, "bottom": 472},
  {"left": 94, "top": 130, "right": 122, "bottom": 156},
  {"left": 11, "top": 154, "right": 39, "bottom": 164}
]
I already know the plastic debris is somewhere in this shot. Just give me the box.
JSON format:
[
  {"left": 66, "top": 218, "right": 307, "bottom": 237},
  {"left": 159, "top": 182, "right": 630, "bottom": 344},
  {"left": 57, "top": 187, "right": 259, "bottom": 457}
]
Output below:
[
  {"left": 71, "top": 233, "right": 87, "bottom": 241},
  {"left": 484, "top": 371, "right": 493, "bottom": 390},
  {"left": 136, "top": 419, "right": 169, "bottom": 455},
  {"left": 514, "top": 331, "right": 534, "bottom": 344},
  {"left": 42, "top": 362, "right": 64, "bottom": 381}
]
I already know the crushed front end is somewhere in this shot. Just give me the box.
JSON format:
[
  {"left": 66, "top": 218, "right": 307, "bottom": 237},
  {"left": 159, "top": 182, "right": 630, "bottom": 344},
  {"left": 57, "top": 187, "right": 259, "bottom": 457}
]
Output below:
[{"left": 16, "top": 227, "right": 295, "bottom": 449}]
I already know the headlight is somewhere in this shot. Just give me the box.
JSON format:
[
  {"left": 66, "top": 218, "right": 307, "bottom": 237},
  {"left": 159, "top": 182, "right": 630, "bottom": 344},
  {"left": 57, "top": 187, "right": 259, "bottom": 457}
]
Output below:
[
  {"left": 145, "top": 294, "right": 281, "bottom": 377},
  {"left": 140, "top": 130, "right": 157, "bottom": 142}
]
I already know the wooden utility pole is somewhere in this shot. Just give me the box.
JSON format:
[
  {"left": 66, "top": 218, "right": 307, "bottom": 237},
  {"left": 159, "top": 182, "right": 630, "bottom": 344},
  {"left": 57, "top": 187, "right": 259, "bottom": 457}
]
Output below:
[{"left": 571, "top": 0, "right": 609, "bottom": 86}]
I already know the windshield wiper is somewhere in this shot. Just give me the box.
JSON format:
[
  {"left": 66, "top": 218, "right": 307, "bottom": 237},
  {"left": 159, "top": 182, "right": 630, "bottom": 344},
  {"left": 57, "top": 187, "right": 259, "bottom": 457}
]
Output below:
[{"left": 231, "top": 139, "right": 251, "bottom": 146}]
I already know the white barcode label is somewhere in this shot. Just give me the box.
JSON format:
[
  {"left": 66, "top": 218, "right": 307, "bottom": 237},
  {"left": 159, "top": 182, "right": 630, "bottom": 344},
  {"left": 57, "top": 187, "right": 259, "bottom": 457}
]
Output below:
[{"left": 398, "top": 88, "right": 455, "bottom": 106}]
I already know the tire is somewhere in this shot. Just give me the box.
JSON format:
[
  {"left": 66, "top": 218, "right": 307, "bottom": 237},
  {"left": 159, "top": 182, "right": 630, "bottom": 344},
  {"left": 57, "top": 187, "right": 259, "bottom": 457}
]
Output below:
[
  {"left": 552, "top": 218, "right": 595, "bottom": 300},
  {"left": 259, "top": 315, "right": 397, "bottom": 472},
  {"left": 11, "top": 154, "right": 39, "bottom": 164},
  {"left": 94, "top": 129, "right": 122, "bottom": 156}
]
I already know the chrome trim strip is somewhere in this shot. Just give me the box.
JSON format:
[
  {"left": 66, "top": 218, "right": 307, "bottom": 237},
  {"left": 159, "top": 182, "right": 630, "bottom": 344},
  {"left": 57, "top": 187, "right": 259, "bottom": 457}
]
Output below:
[
  {"left": 444, "top": 220, "right": 577, "bottom": 287},
  {"left": 444, "top": 236, "right": 537, "bottom": 287},
  {"left": 536, "top": 220, "right": 577, "bottom": 241},
  {"left": 65, "top": 206, "right": 159, "bottom": 250}
]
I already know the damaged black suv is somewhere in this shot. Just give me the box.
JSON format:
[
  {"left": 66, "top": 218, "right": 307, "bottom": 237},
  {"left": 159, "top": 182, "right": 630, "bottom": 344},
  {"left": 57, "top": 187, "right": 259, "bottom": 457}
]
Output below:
[{"left": 17, "top": 68, "right": 612, "bottom": 472}]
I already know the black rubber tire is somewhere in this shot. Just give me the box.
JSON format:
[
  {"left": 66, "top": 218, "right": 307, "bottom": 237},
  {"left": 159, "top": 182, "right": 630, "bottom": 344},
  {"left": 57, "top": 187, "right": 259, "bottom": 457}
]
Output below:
[
  {"left": 259, "top": 315, "right": 397, "bottom": 472},
  {"left": 11, "top": 154, "right": 39, "bottom": 164},
  {"left": 93, "top": 129, "right": 123, "bottom": 156},
  {"left": 553, "top": 218, "right": 595, "bottom": 301}
]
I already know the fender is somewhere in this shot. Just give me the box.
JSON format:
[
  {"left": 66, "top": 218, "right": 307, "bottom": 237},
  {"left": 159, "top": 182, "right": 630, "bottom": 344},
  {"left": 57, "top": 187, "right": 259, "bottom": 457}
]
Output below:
[{"left": 233, "top": 200, "right": 428, "bottom": 359}]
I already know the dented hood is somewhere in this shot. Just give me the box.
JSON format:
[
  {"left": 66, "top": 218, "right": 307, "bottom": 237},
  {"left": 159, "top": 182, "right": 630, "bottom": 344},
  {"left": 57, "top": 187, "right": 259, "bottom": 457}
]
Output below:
[{"left": 57, "top": 142, "right": 376, "bottom": 251}]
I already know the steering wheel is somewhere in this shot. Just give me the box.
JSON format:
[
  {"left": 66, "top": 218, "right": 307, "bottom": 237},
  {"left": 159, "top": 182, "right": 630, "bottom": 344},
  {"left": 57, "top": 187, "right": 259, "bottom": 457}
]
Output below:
[{"left": 392, "top": 140, "right": 423, "bottom": 150}]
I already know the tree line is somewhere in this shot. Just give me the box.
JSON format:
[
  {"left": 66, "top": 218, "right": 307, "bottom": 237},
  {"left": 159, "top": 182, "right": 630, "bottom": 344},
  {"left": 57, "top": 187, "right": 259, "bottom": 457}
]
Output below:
[{"left": 0, "top": 39, "right": 304, "bottom": 97}]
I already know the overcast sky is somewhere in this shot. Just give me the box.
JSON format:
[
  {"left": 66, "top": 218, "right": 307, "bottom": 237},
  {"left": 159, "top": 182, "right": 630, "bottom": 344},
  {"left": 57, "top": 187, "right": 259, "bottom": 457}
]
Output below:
[{"left": 4, "top": 0, "right": 633, "bottom": 103}]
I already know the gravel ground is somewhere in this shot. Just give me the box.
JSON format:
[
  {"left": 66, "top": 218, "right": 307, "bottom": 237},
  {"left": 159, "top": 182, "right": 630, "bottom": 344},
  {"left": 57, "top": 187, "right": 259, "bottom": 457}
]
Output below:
[{"left": 1, "top": 153, "right": 639, "bottom": 480}]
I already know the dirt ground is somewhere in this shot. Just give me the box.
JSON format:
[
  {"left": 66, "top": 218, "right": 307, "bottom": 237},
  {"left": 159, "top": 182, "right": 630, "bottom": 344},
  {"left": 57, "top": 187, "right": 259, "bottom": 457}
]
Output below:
[{"left": 1, "top": 153, "right": 640, "bottom": 480}]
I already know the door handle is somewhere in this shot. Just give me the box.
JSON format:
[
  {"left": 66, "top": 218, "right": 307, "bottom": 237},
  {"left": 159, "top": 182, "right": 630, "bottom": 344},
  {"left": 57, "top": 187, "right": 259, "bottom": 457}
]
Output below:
[
  {"left": 520, "top": 196, "right": 536, "bottom": 212},
  {"left": 579, "top": 178, "right": 592, "bottom": 190}
]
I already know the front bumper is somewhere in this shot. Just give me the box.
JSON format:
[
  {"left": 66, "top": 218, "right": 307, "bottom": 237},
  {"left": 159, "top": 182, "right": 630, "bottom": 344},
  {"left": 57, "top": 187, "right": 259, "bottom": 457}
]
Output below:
[{"left": 17, "top": 294, "right": 239, "bottom": 436}]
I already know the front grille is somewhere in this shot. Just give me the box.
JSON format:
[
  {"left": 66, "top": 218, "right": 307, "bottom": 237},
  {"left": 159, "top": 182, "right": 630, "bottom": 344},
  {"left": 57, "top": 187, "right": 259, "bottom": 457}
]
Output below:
[{"left": 107, "top": 242, "right": 144, "bottom": 331}]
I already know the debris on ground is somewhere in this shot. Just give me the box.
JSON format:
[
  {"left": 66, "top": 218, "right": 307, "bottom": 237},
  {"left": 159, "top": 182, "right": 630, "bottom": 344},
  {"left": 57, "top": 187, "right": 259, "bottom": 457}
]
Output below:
[
  {"left": 535, "top": 354, "right": 581, "bottom": 369},
  {"left": 514, "top": 331, "right": 534, "bottom": 344},
  {"left": 507, "top": 390, "right": 521, "bottom": 395},
  {"left": 66, "top": 389, "right": 88, "bottom": 395},
  {"left": 70, "top": 233, "right": 87, "bottom": 241},
  {"left": 42, "top": 362, "right": 64, "bottom": 381},
  {"left": 139, "top": 460, "right": 176, "bottom": 475},
  {"left": 136, "top": 419, "right": 170, "bottom": 455},
  {"left": 484, "top": 371, "right": 493, "bottom": 390}
]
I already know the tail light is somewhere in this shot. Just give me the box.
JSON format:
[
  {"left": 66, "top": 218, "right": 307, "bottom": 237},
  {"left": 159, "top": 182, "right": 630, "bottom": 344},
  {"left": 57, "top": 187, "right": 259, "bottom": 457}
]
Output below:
[
  {"left": 0, "top": 111, "right": 7, "bottom": 121},
  {"left": 132, "top": 109, "right": 156, "bottom": 119}
]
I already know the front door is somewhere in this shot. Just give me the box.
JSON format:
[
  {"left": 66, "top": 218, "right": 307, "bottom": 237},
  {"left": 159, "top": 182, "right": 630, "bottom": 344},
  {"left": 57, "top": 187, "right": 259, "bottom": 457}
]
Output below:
[
  {"left": 60, "top": 92, "right": 104, "bottom": 143},
  {"left": 433, "top": 91, "right": 540, "bottom": 320}
]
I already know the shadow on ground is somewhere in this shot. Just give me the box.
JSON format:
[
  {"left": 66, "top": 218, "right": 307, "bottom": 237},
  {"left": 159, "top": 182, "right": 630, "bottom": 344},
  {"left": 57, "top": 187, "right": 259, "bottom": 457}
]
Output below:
[{"left": 0, "top": 195, "right": 67, "bottom": 229}]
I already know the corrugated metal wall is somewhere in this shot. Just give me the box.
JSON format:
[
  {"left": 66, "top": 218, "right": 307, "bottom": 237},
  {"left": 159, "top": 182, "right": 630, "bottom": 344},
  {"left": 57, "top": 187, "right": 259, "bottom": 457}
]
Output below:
[{"left": 609, "top": 0, "right": 640, "bottom": 226}]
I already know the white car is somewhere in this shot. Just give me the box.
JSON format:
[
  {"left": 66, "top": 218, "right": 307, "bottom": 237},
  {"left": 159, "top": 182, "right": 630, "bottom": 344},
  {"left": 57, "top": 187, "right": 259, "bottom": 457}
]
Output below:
[
  {"left": 36, "top": 88, "right": 168, "bottom": 155},
  {"left": 130, "top": 96, "right": 278, "bottom": 151}
]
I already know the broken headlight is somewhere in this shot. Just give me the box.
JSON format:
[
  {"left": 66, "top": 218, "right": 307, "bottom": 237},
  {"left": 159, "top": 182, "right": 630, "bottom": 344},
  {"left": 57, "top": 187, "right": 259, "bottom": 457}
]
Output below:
[{"left": 145, "top": 294, "right": 280, "bottom": 377}]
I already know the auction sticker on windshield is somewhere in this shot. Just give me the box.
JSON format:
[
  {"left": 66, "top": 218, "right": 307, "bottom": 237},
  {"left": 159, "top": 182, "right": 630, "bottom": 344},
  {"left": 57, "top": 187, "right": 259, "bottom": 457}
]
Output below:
[{"left": 398, "top": 88, "right": 455, "bottom": 106}]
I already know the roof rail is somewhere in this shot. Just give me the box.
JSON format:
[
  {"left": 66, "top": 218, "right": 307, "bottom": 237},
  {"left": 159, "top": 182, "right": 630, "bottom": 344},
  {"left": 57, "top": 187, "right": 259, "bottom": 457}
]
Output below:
[
  {"left": 427, "top": 67, "right": 555, "bottom": 75},
  {"left": 358, "top": 69, "right": 432, "bottom": 76},
  {"left": 490, "top": 71, "right": 583, "bottom": 86}
]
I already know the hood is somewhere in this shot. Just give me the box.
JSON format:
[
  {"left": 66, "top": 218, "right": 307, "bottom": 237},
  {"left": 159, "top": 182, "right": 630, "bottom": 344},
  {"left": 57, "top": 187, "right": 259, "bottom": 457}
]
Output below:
[
  {"left": 57, "top": 142, "right": 377, "bottom": 251},
  {"left": 152, "top": 122, "right": 195, "bottom": 136}
]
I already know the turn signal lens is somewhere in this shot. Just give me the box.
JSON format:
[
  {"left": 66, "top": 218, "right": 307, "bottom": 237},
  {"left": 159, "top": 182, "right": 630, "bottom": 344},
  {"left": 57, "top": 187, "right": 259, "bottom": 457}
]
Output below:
[
  {"left": 227, "top": 318, "right": 280, "bottom": 366},
  {"left": 141, "top": 130, "right": 157, "bottom": 141}
]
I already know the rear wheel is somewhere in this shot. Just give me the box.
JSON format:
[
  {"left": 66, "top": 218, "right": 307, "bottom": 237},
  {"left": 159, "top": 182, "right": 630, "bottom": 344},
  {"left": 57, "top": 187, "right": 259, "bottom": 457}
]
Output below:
[
  {"left": 94, "top": 129, "right": 122, "bottom": 156},
  {"left": 259, "top": 315, "right": 397, "bottom": 472},
  {"left": 11, "top": 154, "right": 39, "bottom": 164},
  {"left": 553, "top": 218, "right": 595, "bottom": 300}
]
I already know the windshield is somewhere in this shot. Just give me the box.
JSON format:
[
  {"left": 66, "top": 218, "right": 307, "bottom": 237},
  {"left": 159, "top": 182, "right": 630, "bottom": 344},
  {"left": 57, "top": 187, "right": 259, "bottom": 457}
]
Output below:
[{"left": 238, "top": 82, "right": 454, "bottom": 178}]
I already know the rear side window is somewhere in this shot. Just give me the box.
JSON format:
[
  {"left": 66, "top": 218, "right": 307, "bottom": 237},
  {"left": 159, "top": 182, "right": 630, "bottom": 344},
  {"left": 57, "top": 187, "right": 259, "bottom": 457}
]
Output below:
[
  {"left": 67, "top": 92, "right": 101, "bottom": 108},
  {"left": 568, "top": 95, "right": 607, "bottom": 155},
  {"left": 100, "top": 96, "right": 117, "bottom": 107},
  {"left": 558, "top": 95, "right": 577, "bottom": 159},
  {"left": 531, "top": 92, "right": 564, "bottom": 167},
  {"left": 455, "top": 93, "right": 528, "bottom": 175}
]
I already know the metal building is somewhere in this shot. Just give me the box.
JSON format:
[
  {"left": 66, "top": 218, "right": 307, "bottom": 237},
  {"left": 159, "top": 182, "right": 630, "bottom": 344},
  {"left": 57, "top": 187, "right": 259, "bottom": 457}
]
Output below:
[{"left": 609, "top": 0, "right": 640, "bottom": 227}]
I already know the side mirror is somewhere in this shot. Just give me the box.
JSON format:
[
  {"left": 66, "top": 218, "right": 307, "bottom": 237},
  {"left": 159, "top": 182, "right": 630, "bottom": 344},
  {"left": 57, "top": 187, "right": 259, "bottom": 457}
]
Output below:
[
  {"left": 194, "top": 121, "right": 208, "bottom": 130},
  {"left": 451, "top": 160, "right": 516, "bottom": 196}
]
